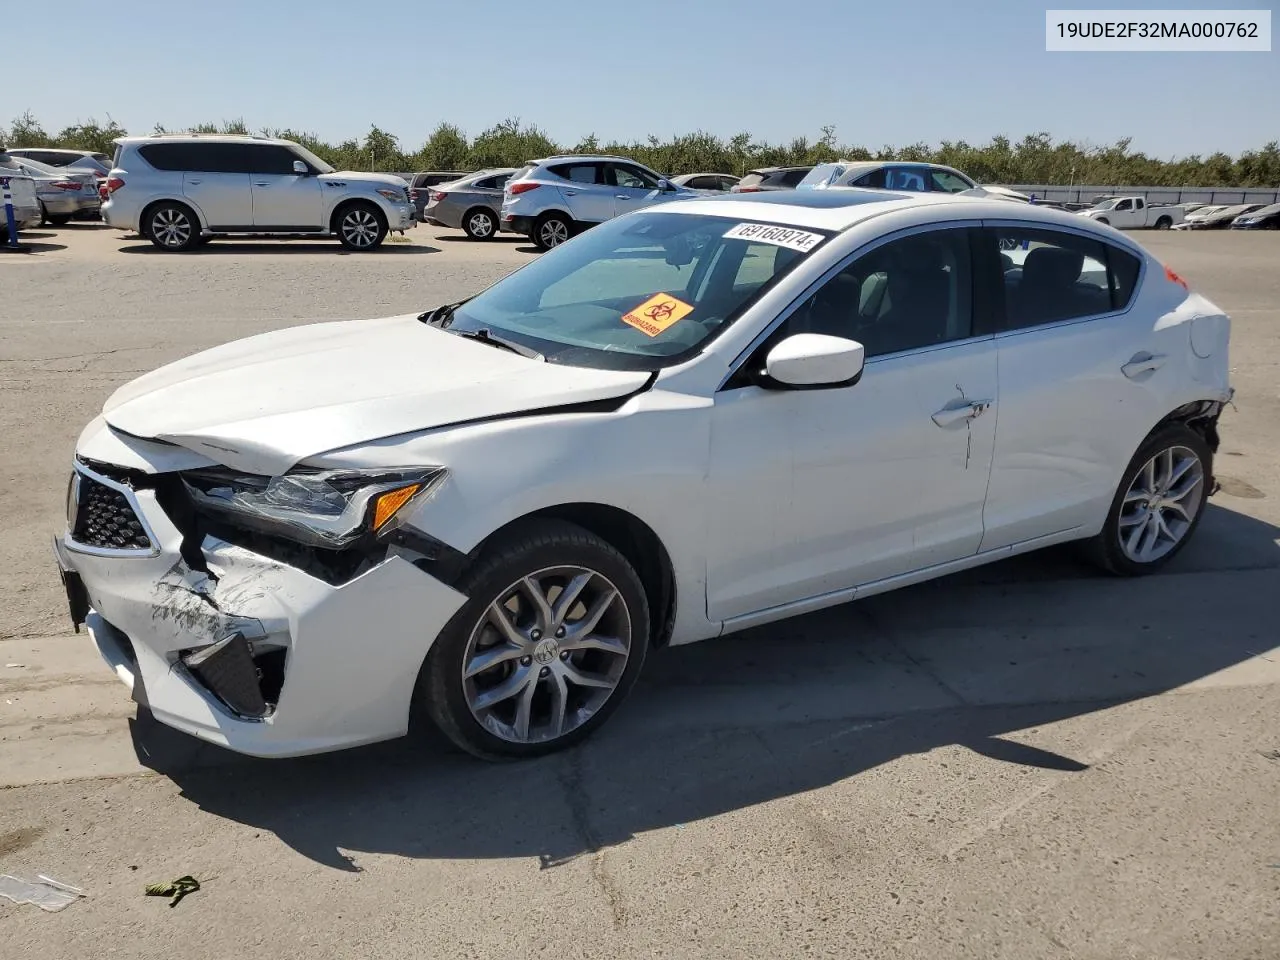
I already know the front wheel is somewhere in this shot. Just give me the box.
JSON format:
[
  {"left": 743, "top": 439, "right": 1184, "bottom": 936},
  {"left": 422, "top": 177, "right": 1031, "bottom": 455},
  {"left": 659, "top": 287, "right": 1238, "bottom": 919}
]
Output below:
[
  {"left": 463, "top": 207, "right": 497, "bottom": 240},
  {"left": 532, "top": 213, "right": 572, "bottom": 251},
  {"left": 417, "top": 520, "right": 650, "bottom": 760},
  {"left": 335, "top": 202, "right": 388, "bottom": 251},
  {"left": 1083, "top": 423, "right": 1212, "bottom": 576}
]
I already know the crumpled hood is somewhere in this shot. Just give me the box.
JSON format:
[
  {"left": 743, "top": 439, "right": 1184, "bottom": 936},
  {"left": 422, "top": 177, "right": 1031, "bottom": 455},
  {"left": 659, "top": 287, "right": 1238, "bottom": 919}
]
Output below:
[{"left": 101, "top": 314, "right": 650, "bottom": 475}]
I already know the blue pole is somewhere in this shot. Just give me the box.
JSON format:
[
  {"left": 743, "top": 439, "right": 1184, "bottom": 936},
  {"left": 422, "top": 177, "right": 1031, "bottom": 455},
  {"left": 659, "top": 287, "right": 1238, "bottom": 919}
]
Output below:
[{"left": 2, "top": 176, "right": 18, "bottom": 247}]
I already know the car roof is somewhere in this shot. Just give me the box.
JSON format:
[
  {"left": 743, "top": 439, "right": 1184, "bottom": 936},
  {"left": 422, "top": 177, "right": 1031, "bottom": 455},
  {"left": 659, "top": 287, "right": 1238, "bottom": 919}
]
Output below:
[
  {"left": 114, "top": 134, "right": 298, "bottom": 147},
  {"left": 653, "top": 188, "right": 1147, "bottom": 244},
  {"left": 530, "top": 154, "right": 647, "bottom": 166},
  {"left": 8, "top": 147, "right": 97, "bottom": 155}
]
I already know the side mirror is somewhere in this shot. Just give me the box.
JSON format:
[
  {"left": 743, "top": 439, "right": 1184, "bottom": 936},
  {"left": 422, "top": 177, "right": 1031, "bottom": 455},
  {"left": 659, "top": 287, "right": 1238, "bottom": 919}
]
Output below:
[
  {"left": 759, "top": 334, "right": 865, "bottom": 389},
  {"left": 659, "top": 178, "right": 675, "bottom": 192},
  {"left": 292, "top": 160, "right": 309, "bottom": 175}
]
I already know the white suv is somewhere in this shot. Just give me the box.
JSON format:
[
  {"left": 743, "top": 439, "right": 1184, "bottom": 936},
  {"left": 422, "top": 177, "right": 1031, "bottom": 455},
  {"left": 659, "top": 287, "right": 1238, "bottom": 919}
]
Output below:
[
  {"left": 102, "top": 135, "right": 416, "bottom": 251},
  {"left": 500, "top": 155, "right": 700, "bottom": 250}
]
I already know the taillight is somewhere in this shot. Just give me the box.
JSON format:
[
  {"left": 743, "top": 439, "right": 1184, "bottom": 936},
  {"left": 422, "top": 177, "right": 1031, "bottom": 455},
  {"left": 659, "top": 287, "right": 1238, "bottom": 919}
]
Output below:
[
  {"left": 53, "top": 180, "right": 82, "bottom": 191},
  {"left": 99, "top": 184, "right": 109, "bottom": 200},
  {"left": 508, "top": 182, "right": 540, "bottom": 195},
  {"left": 430, "top": 190, "right": 447, "bottom": 202},
  {"left": 106, "top": 176, "right": 125, "bottom": 194},
  {"left": 409, "top": 188, "right": 420, "bottom": 200},
  {"left": 1164, "top": 265, "right": 1189, "bottom": 289}
]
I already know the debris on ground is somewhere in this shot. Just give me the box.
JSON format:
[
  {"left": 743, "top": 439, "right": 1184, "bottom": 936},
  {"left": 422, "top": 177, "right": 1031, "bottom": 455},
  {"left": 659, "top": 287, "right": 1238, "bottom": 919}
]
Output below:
[
  {"left": 145, "top": 875, "right": 202, "bottom": 907},
  {"left": 0, "top": 874, "right": 85, "bottom": 912}
]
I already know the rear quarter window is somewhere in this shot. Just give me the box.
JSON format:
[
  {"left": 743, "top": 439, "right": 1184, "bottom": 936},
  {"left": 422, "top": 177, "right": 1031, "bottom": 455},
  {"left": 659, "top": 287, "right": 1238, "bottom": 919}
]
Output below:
[{"left": 1105, "top": 245, "right": 1143, "bottom": 310}]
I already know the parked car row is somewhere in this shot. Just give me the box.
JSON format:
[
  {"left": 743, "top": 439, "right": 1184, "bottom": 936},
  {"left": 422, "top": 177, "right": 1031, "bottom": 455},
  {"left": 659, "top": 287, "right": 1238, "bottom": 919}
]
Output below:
[{"left": 1173, "top": 201, "right": 1279, "bottom": 230}]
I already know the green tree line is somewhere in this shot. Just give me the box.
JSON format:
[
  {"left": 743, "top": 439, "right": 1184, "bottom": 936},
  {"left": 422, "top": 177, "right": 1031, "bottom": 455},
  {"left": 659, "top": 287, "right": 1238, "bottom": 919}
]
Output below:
[{"left": 4, "top": 111, "right": 1278, "bottom": 187}]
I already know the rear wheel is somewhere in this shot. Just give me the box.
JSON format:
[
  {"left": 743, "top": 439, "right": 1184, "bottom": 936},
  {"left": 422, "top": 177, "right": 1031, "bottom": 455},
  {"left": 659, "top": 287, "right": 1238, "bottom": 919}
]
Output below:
[
  {"left": 47, "top": 213, "right": 73, "bottom": 226},
  {"left": 1154, "top": 216, "right": 1172, "bottom": 230},
  {"left": 532, "top": 213, "right": 572, "bottom": 251},
  {"left": 463, "top": 207, "right": 497, "bottom": 240},
  {"left": 1083, "top": 423, "right": 1212, "bottom": 576},
  {"left": 335, "top": 202, "right": 387, "bottom": 251},
  {"left": 417, "top": 520, "right": 649, "bottom": 760},
  {"left": 145, "top": 202, "right": 200, "bottom": 251}
]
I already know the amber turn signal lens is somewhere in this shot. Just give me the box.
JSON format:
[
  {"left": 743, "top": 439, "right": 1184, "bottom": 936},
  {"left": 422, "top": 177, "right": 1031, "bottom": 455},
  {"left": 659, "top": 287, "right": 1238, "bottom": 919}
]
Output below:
[{"left": 372, "top": 484, "right": 422, "bottom": 530}]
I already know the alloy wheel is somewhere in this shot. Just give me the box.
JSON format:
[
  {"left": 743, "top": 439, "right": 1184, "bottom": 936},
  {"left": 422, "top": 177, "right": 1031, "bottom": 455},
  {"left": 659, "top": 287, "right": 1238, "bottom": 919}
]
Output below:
[
  {"left": 152, "top": 208, "right": 192, "bottom": 247},
  {"left": 461, "top": 565, "right": 632, "bottom": 744},
  {"left": 468, "top": 211, "right": 495, "bottom": 238},
  {"left": 341, "top": 209, "right": 381, "bottom": 248},
  {"left": 1118, "top": 445, "right": 1205, "bottom": 563},
  {"left": 539, "top": 218, "right": 569, "bottom": 248}
]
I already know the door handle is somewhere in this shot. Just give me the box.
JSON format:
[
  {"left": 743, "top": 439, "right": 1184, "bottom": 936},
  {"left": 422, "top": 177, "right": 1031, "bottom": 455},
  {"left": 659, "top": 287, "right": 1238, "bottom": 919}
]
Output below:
[
  {"left": 616, "top": 195, "right": 632, "bottom": 200},
  {"left": 932, "top": 399, "right": 992, "bottom": 427},
  {"left": 563, "top": 190, "right": 578, "bottom": 196},
  {"left": 1121, "top": 352, "right": 1166, "bottom": 379},
  {"left": 187, "top": 179, "right": 202, "bottom": 184},
  {"left": 254, "top": 181, "right": 269, "bottom": 186}
]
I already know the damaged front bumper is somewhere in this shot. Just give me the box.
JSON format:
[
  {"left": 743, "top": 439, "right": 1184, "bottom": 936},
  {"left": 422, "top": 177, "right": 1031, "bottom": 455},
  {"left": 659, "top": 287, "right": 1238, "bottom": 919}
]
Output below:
[{"left": 53, "top": 458, "right": 466, "bottom": 758}]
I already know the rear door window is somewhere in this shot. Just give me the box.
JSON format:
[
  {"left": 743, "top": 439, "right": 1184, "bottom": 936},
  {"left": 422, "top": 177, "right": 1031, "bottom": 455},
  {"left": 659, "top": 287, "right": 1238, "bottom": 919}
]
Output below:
[
  {"left": 851, "top": 168, "right": 887, "bottom": 188},
  {"left": 549, "top": 162, "right": 602, "bottom": 184},
  {"left": 988, "top": 227, "right": 1123, "bottom": 329},
  {"left": 780, "top": 168, "right": 811, "bottom": 187}
]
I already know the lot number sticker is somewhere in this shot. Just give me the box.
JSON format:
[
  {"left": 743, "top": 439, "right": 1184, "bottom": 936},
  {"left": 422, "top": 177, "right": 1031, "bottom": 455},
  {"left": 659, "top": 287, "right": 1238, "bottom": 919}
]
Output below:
[
  {"left": 622, "top": 293, "right": 695, "bottom": 337},
  {"left": 723, "top": 222, "right": 824, "bottom": 253}
]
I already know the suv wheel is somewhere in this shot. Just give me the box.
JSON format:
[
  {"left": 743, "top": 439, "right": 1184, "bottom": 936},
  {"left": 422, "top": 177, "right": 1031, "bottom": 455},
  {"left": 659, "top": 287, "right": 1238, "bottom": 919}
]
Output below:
[
  {"left": 145, "top": 203, "right": 200, "bottom": 251},
  {"left": 335, "top": 202, "right": 388, "bottom": 251},
  {"left": 533, "top": 213, "right": 572, "bottom": 251},
  {"left": 464, "top": 208, "right": 498, "bottom": 240}
]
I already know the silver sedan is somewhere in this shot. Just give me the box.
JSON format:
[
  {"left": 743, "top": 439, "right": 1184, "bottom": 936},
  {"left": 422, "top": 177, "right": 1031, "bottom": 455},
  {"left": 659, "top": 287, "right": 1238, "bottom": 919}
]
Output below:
[
  {"left": 8, "top": 156, "right": 100, "bottom": 224},
  {"left": 421, "top": 168, "right": 515, "bottom": 240}
]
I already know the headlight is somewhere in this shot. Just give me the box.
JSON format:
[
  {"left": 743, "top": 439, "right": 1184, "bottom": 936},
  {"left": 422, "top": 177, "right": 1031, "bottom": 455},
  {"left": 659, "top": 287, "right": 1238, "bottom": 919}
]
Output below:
[
  {"left": 182, "top": 466, "right": 447, "bottom": 548},
  {"left": 377, "top": 188, "right": 406, "bottom": 202}
]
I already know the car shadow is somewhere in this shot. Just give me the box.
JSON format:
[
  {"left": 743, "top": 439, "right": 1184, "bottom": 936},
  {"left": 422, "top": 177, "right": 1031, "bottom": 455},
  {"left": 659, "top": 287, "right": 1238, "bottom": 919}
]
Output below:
[
  {"left": 132, "top": 501, "right": 1280, "bottom": 871},
  {"left": 115, "top": 239, "right": 439, "bottom": 256},
  {"left": 1, "top": 236, "right": 68, "bottom": 254},
  {"left": 432, "top": 233, "right": 528, "bottom": 245}
]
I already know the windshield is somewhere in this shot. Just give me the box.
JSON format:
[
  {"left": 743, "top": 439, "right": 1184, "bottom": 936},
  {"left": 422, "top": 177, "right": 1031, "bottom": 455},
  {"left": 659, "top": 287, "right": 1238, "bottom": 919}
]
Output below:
[
  {"left": 1090, "top": 199, "right": 1119, "bottom": 210},
  {"left": 290, "top": 144, "right": 335, "bottom": 174},
  {"left": 797, "top": 163, "right": 848, "bottom": 190},
  {"left": 439, "top": 211, "right": 831, "bottom": 370}
]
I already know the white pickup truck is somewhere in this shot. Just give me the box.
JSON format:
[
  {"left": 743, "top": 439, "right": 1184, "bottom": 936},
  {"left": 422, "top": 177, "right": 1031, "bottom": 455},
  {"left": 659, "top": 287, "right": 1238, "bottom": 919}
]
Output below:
[{"left": 1076, "top": 196, "right": 1184, "bottom": 230}]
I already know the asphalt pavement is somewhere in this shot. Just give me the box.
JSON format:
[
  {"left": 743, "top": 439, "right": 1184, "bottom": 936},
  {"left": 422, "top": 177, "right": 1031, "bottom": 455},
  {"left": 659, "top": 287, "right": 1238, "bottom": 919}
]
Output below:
[{"left": 2, "top": 223, "right": 1278, "bottom": 959}]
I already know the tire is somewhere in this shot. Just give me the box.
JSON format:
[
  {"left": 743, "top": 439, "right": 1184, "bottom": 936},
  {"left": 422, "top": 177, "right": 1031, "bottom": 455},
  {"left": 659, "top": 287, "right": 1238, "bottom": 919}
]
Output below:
[
  {"left": 532, "top": 212, "right": 572, "bottom": 251},
  {"left": 1082, "top": 423, "right": 1212, "bottom": 576},
  {"left": 48, "top": 213, "right": 73, "bottom": 226},
  {"left": 463, "top": 207, "right": 498, "bottom": 241},
  {"left": 416, "top": 519, "right": 650, "bottom": 761},
  {"left": 1154, "top": 216, "right": 1172, "bottom": 230},
  {"left": 334, "top": 202, "right": 387, "bottom": 251},
  {"left": 145, "top": 202, "right": 200, "bottom": 251}
]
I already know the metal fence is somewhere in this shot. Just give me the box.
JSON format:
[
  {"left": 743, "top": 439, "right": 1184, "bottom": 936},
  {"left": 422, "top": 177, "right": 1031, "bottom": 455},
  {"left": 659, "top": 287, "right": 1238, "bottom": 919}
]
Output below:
[{"left": 997, "top": 184, "right": 1280, "bottom": 206}]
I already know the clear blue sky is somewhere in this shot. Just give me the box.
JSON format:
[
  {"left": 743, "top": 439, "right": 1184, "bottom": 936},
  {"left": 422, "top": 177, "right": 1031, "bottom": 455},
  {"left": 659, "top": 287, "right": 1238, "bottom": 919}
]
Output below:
[{"left": 7, "top": 0, "right": 1277, "bottom": 157}]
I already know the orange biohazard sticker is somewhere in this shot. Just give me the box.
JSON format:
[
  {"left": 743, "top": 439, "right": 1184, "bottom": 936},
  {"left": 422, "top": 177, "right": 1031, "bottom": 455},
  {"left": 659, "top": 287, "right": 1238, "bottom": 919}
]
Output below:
[{"left": 621, "top": 293, "right": 695, "bottom": 337}]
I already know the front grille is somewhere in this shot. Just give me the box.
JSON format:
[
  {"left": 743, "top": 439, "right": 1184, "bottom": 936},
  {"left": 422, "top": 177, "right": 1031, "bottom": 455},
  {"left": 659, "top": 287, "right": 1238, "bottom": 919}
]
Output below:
[{"left": 72, "top": 475, "right": 152, "bottom": 551}]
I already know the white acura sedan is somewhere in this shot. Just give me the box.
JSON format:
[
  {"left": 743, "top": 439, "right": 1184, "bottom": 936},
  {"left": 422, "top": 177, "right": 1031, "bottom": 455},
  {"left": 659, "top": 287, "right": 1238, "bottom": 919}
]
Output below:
[{"left": 54, "top": 190, "right": 1232, "bottom": 761}]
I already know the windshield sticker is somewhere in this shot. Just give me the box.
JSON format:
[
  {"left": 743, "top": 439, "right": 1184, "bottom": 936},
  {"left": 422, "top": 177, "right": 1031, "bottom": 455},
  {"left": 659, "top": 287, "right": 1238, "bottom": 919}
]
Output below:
[
  {"left": 723, "top": 222, "right": 824, "bottom": 252},
  {"left": 621, "top": 293, "right": 695, "bottom": 337}
]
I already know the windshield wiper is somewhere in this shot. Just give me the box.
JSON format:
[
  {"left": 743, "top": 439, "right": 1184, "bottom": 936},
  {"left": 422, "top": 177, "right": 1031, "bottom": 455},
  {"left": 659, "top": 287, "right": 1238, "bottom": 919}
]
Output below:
[
  {"left": 417, "top": 300, "right": 465, "bottom": 328},
  {"left": 451, "top": 327, "right": 544, "bottom": 361}
]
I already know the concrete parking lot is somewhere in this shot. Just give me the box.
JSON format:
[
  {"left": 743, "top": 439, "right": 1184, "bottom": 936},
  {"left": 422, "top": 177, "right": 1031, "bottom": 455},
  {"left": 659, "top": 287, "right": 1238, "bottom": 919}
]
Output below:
[{"left": 2, "top": 223, "right": 1278, "bottom": 958}]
